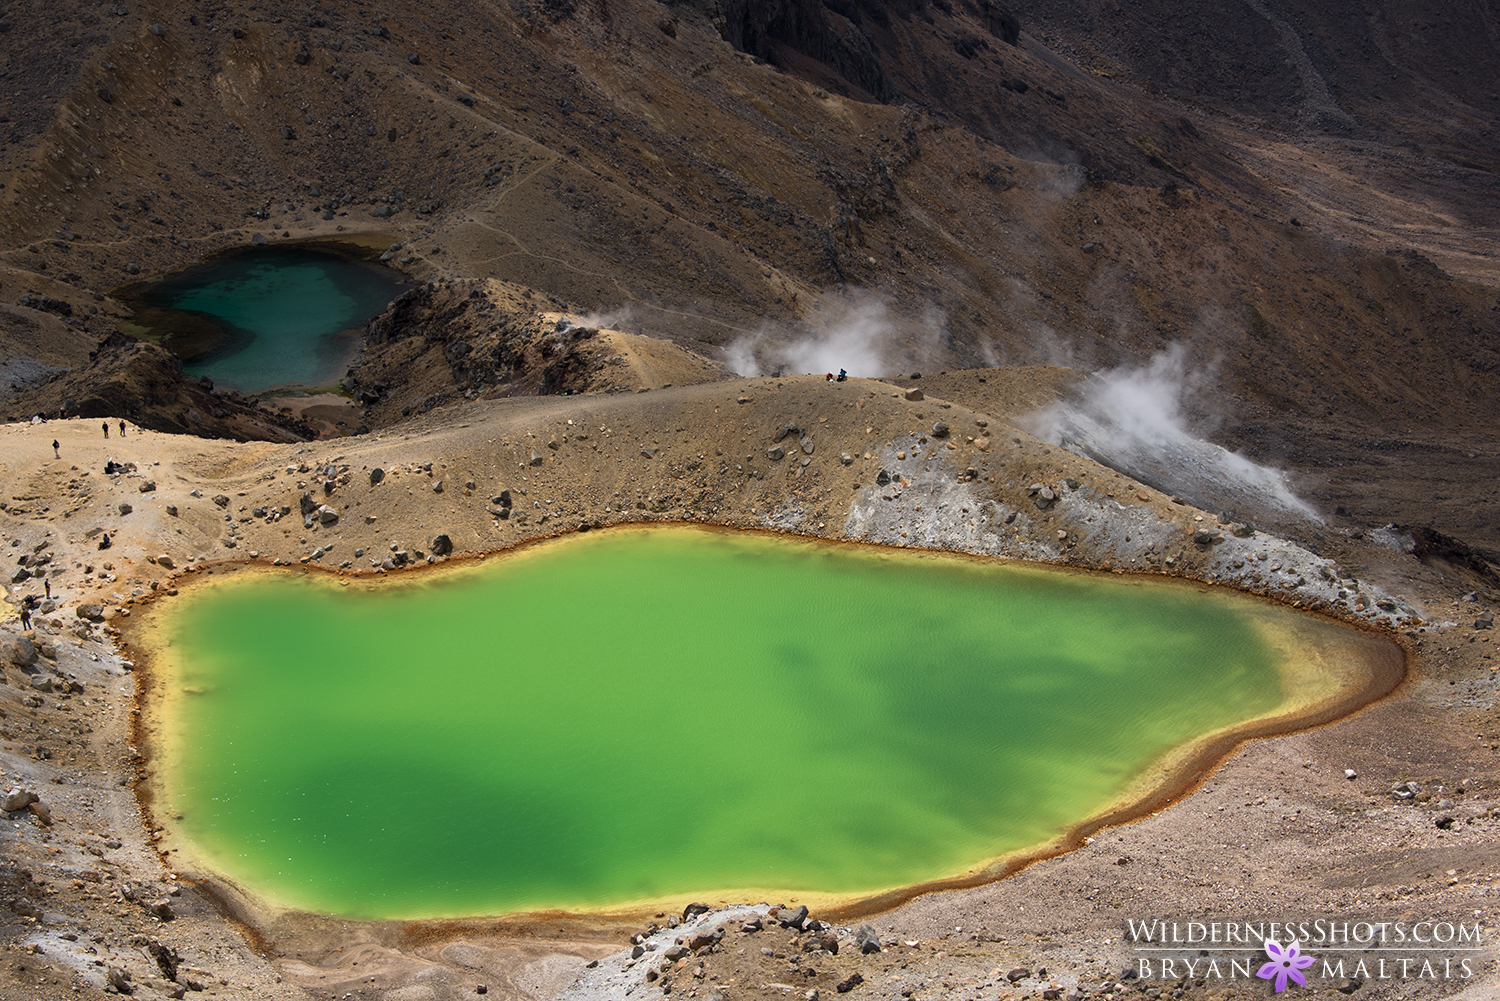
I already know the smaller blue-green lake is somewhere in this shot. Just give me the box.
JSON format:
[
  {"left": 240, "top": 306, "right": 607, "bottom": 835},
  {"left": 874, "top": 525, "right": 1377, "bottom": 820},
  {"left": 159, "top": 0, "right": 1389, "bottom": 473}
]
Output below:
[{"left": 118, "top": 243, "right": 409, "bottom": 395}]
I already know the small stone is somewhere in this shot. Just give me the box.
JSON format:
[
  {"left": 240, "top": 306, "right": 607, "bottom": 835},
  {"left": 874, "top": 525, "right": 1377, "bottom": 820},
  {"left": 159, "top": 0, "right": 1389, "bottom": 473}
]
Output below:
[
  {"left": 148, "top": 21, "right": 166, "bottom": 35},
  {"left": 683, "top": 902, "right": 711, "bottom": 920},
  {"left": 1476, "top": 613, "right": 1495, "bottom": 630},
  {"left": 1008, "top": 968, "right": 1030, "bottom": 982},
  {"left": 76, "top": 603, "right": 106, "bottom": 622},
  {"left": 836, "top": 972, "right": 864, "bottom": 993},
  {"left": 107, "top": 965, "right": 133, "bottom": 993},
  {"left": 1337, "top": 979, "right": 1363, "bottom": 995},
  {"left": 370, "top": 467, "right": 386, "bottom": 486},
  {"left": 800, "top": 434, "right": 815, "bottom": 455},
  {"left": 316, "top": 504, "right": 339, "bottom": 524},
  {"left": 1, "top": 787, "right": 38, "bottom": 811},
  {"left": 1344, "top": 769, "right": 1357, "bottom": 780},
  {"left": 138, "top": 481, "right": 156, "bottom": 493},
  {"left": 529, "top": 451, "right": 544, "bottom": 466},
  {"left": 212, "top": 494, "right": 230, "bottom": 507},
  {"left": 767, "top": 445, "right": 786, "bottom": 461},
  {"left": 432, "top": 480, "right": 445, "bottom": 493},
  {"left": 431, "top": 534, "right": 453, "bottom": 557},
  {"left": 774, "top": 423, "right": 801, "bottom": 443},
  {"left": 855, "top": 925, "right": 881, "bottom": 954},
  {"left": 1435, "top": 815, "right": 1455, "bottom": 830},
  {"left": 118, "top": 502, "right": 133, "bottom": 516},
  {"left": 156, "top": 554, "right": 175, "bottom": 569},
  {"left": 641, "top": 448, "right": 659, "bottom": 459},
  {"left": 931, "top": 422, "right": 949, "bottom": 438},
  {"left": 165, "top": 504, "right": 178, "bottom": 516},
  {"left": 904, "top": 388, "right": 923, "bottom": 401},
  {"left": 778, "top": 904, "right": 809, "bottom": 929}
]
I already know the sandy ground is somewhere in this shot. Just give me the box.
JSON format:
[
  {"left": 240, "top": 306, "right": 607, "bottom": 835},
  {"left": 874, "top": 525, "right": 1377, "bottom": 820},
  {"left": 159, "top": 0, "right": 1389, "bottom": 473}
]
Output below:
[{"left": 1, "top": 369, "right": 1497, "bottom": 1001}]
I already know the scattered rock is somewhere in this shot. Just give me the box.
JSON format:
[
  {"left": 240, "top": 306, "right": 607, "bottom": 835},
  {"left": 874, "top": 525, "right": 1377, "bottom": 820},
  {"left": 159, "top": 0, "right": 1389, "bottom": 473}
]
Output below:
[
  {"left": 529, "top": 451, "right": 544, "bottom": 466},
  {"left": 683, "top": 902, "right": 712, "bottom": 920},
  {"left": 777, "top": 904, "right": 809, "bottom": 929},
  {"left": 1, "top": 787, "right": 38, "bottom": 811},
  {"left": 1435, "top": 815, "right": 1456, "bottom": 830},
  {"left": 106, "top": 965, "right": 133, "bottom": 993},
  {"left": 432, "top": 480, "right": 445, "bottom": 493},
  {"left": 1477, "top": 613, "right": 1495, "bottom": 630},
  {"left": 165, "top": 504, "right": 178, "bottom": 517},
  {"left": 855, "top": 925, "right": 881, "bottom": 954},
  {"left": 118, "top": 502, "right": 133, "bottom": 516},
  {"left": 840, "top": 453, "right": 853, "bottom": 465},
  {"left": 1008, "top": 968, "right": 1030, "bottom": 982},
  {"left": 316, "top": 504, "right": 339, "bottom": 524},
  {"left": 687, "top": 928, "right": 724, "bottom": 952},
  {"left": 76, "top": 603, "right": 106, "bottom": 622},
  {"left": 212, "top": 494, "right": 230, "bottom": 508},
  {"left": 974, "top": 436, "right": 990, "bottom": 451},
  {"left": 800, "top": 434, "right": 815, "bottom": 455},
  {"left": 904, "top": 388, "right": 923, "bottom": 401},
  {"left": 138, "top": 480, "right": 156, "bottom": 493},
  {"left": 836, "top": 972, "right": 863, "bottom": 993},
  {"left": 148, "top": 21, "right": 166, "bottom": 35},
  {"left": 774, "top": 423, "right": 801, "bottom": 442},
  {"left": 767, "top": 445, "right": 786, "bottom": 461},
  {"left": 370, "top": 467, "right": 386, "bottom": 486},
  {"left": 0, "top": 633, "right": 38, "bottom": 667},
  {"left": 1391, "top": 781, "right": 1419, "bottom": 800},
  {"left": 431, "top": 534, "right": 453, "bottom": 556},
  {"left": 931, "top": 422, "right": 949, "bottom": 438},
  {"left": 1344, "top": 769, "right": 1357, "bottom": 780}
]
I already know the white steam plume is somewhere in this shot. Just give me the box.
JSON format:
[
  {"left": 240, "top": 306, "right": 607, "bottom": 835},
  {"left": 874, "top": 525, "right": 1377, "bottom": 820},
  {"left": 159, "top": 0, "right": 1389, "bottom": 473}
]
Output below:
[
  {"left": 1023, "top": 346, "right": 1318, "bottom": 521},
  {"left": 725, "top": 295, "right": 941, "bottom": 378}
]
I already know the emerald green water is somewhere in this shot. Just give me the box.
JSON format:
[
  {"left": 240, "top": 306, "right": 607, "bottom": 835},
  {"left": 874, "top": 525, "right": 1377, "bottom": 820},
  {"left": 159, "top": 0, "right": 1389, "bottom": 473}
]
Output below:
[
  {"left": 158, "top": 527, "right": 1286, "bottom": 919},
  {"left": 121, "top": 245, "right": 408, "bottom": 394}
]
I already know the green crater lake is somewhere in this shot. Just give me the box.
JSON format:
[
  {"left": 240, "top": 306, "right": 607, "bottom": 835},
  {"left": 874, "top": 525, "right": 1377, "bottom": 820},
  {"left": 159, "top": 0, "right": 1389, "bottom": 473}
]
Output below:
[
  {"left": 145, "top": 527, "right": 1387, "bottom": 920},
  {"left": 119, "top": 244, "right": 409, "bottom": 395}
]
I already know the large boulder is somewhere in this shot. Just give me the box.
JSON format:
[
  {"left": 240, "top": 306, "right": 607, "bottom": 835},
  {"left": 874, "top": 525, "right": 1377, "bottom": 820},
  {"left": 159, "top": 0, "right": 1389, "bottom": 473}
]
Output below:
[{"left": 0, "top": 633, "right": 38, "bottom": 667}]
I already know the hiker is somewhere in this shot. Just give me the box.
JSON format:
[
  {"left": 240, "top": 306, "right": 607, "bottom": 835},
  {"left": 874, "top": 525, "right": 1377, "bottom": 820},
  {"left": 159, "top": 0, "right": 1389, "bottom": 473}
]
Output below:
[
  {"left": 44, "top": 579, "right": 51, "bottom": 599},
  {"left": 837, "top": 369, "right": 847, "bottom": 382},
  {"left": 52, "top": 439, "right": 60, "bottom": 458},
  {"left": 119, "top": 420, "right": 126, "bottom": 437},
  {"left": 102, "top": 422, "right": 109, "bottom": 438},
  {"left": 98, "top": 532, "right": 111, "bottom": 550},
  {"left": 18, "top": 605, "right": 30, "bottom": 631},
  {"left": 825, "top": 372, "right": 834, "bottom": 382}
]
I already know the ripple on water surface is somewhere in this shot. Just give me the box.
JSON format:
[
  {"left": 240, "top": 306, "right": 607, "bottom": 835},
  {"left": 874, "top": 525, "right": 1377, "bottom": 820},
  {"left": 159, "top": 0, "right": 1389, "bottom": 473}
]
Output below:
[{"left": 142, "top": 527, "right": 1394, "bottom": 920}]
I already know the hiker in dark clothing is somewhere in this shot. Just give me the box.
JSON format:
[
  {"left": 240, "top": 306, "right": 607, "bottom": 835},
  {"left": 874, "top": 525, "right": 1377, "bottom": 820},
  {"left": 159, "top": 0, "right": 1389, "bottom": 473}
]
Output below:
[
  {"left": 52, "top": 439, "right": 60, "bottom": 458},
  {"left": 98, "top": 533, "right": 112, "bottom": 550},
  {"left": 102, "top": 422, "right": 109, "bottom": 438},
  {"left": 119, "top": 420, "right": 126, "bottom": 437}
]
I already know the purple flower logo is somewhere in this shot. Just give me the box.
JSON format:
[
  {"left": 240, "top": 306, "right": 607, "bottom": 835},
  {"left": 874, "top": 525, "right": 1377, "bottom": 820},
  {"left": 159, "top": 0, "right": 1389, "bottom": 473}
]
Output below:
[{"left": 1257, "top": 939, "right": 1316, "bottom": 993}]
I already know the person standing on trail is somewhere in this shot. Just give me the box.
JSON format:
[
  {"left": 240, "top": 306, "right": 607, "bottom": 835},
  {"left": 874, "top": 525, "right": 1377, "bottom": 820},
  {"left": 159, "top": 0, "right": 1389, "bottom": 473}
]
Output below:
[
  {"left": 52, "top": 439, "right": 60, "bottom": 458},
  {"left": 119, "top": 420, "right": 126, "bottom": 437},
  {"left": 102, "top": 422, "right": 109, "bottom": 438},
  {"left": 18, "top": 605, "right": 31, "bottom": 631}
]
